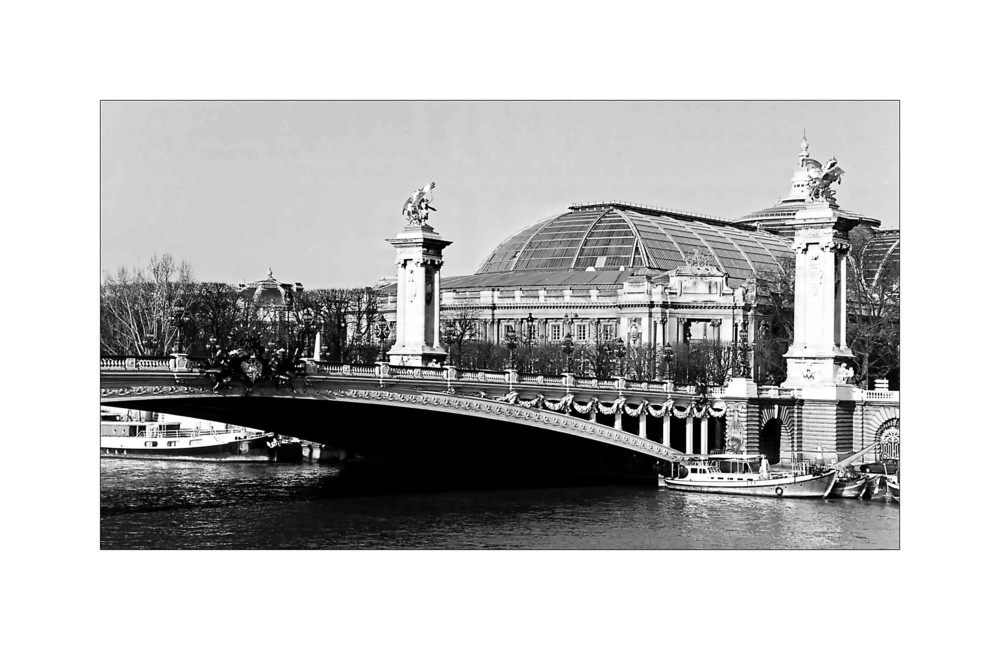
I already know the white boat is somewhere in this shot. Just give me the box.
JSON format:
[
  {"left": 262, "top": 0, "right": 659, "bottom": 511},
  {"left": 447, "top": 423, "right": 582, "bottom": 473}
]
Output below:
[
  {"left": 658, "top": 455, "right": 837, "bottom": 498},
  {"left": 101, "top": 412, "right": 290, "bottom": 461}
]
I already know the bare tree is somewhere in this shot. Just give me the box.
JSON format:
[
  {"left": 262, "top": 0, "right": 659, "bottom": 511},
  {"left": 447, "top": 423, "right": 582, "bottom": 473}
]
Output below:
[
  {"left": 754, "top": 257, "right": 796, "bottom": 384},
  {"left": 442, "top": 302, "right": 482, "bottom": 366},
  {"left": 846, "top": 228, "right": 900, "bottom": 388},
  {"left": 301, "top": 287, "right": 384, "bottom": 363},
  {"left": 100, "top": 254, "right": 195, "bottom": 355}
]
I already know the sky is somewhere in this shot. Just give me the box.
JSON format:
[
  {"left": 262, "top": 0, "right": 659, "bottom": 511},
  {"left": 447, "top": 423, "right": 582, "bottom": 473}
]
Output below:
[{"left": 101, "top": 101, "right": 899, "bottom": 289}]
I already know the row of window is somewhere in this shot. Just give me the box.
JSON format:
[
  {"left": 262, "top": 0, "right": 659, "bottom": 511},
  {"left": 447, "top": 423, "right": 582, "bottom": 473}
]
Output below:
[{"left": 502, "top": 323, "right": 614, "bottom": 341}]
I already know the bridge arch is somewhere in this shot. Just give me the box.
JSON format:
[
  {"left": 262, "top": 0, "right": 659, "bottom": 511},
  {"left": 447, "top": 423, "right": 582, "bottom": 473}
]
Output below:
[
  {"left": 758, "top": 404, "right": 794, "bottom": 461},
  {"left": 100, "top": 385, "right": 685, "bottom": 462},
  {"left": 863, "top": 405, "right": 900, "bottom": 454}
]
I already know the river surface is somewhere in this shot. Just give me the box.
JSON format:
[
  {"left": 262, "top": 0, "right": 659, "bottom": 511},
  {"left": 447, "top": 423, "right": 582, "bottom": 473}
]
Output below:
[{"left": 100, "top": 459, "right": 899, "bottom": 550}]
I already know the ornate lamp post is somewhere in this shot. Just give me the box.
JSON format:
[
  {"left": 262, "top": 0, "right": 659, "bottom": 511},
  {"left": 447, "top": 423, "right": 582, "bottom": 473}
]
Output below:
[
  {"left": 664, "top": 341, "right": 674, "bottom": 382},
  {"left": 443, "top": 321, "right": 457, "bottom": 365},
  {"left": 737, "top": 325, "right": 751, "bottom": 378},
  {"left": 172, "top": 302, "right": 191, "bottom": 354},
  {"left": 208, "top": 336, "right": 218, "bottom": 358},
  {"left": 525, "top": 312, "right": 535, "bottom": 374},
  {"left": 505, "top": 331, "right": 519, "bottom": 369},
  {"left": 614, "top": 337, "right": 626, "bottom": 376},
  {"left": 562, "top": 332, "right": 575, "bottom": 374},
  {"left": 374, "top": 314, "right": 391, "bottom": 362},
  {"left": 299, "top": 308, "right": 314, "bottom": 356},
  {"left": 144, "top": 333, "right": 156, "bottom": 357}
]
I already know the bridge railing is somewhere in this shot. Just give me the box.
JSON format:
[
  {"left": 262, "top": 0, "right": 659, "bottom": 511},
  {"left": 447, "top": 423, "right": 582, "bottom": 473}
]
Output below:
[
  {"left": 100, "top": 356, "right": 176, "bottom": 371},
  {"left": 863, "top": 389, "right": 899, "bottom": 402},
  {"left": 455, "top": 370, "right": 508, "bottom": 384},
  {"left": 758, "top": 385, "right": 801, "bottom": 399},
  {"left": 101, "top": 357, "right": 740, "bottom": 396}
]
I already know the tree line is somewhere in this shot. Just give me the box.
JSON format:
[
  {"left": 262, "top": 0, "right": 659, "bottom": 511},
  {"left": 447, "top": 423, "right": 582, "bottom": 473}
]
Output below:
[
  {"left": 101, "top": 254, "right": 385, "bottom": 364},
  {"left": 102, "top": 231, "right": 899, "bottom": 389}
]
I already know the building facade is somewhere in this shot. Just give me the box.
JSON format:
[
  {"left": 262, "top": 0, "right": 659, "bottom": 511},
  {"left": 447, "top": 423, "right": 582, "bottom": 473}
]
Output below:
[{"left": 379, "top": 138, "right": 899, "bottom": 388}]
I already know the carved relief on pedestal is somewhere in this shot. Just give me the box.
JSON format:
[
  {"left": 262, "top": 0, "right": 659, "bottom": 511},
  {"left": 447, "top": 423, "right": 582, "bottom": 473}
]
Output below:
[{"left": 808, "top": 250, "right": 823, "bottom": 296}]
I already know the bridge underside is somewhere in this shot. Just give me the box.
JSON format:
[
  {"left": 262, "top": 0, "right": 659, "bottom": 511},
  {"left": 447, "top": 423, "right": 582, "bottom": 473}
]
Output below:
[{"left": 104, "top": 396, "right": 661, "bottom": 490}]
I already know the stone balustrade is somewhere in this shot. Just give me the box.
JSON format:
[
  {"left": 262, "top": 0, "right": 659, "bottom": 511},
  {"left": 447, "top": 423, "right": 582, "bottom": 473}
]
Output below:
[
  {"left": 863, "top": 389, "right": 898, "bottom": 401},
  {"left": 100, "top": 358, "right": 899, "bottom": 405}
]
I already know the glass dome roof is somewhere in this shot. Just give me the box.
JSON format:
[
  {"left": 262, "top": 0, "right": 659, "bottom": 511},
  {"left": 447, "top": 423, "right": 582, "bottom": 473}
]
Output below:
[{"left": 475, "top": 202, "right": 794, "bottom": 284}]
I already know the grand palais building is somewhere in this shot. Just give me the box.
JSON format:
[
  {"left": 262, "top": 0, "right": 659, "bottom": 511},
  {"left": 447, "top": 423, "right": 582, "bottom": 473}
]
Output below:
[{"left": 379, "top": 138, "right": 899, "bottom": 387}]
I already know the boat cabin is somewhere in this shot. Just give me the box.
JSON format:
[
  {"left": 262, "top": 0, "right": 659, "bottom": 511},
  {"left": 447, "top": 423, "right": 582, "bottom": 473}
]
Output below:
[
  {"left": 100, "top": 421, "right": 182, "bottom": 438},
  {"left": 715, "top": 457, "right": 762, "bottom": 474},
  {"left": 673, "top": 456, "right": 773, "bottom": 481}
]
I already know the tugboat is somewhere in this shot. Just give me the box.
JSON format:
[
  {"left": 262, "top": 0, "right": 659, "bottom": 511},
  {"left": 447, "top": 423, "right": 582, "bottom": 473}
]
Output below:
[
  {"left": 658, "top": 455, "right": 837, "bottom": 498},
  {"left": 100, "top": 410, "right": 294, "bottom": 461}
]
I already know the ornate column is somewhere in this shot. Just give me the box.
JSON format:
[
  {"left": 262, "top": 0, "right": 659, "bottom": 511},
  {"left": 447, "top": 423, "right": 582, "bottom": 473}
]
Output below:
[
  {"left": 700, "top": 417, "right": 709, "bottom": 454},
  {"left": 387, "top": 182, "right": 451, "bottom": 367},
  {"left": 639, "top": 412, "right": 647, "bottom": 439},
  {"left": 781, "top": 202, "right": 857, "bottom": 391},
  {"left": 685, "top": 416, "right": 693, "bottom": 454},
  {"left": 614, "top": 411, "right": 623, "bottom": 431},
  {"left": 778, "top": 156, "right": 860, "bottom": 461}
]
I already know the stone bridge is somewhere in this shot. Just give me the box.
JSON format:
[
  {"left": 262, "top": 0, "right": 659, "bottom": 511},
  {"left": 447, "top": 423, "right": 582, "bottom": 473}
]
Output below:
[{"left": 100, "top": 357, "right": 900, "bottom": 475}]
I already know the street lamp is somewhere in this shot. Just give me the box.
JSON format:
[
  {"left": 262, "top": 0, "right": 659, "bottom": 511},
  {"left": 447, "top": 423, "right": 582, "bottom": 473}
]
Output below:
[
  {"left": 443, "top": 321, "right": 457, "bottom": 365},
  {"left": 614, "top": 337, "right": 626, "bottom": 376},
  {"left": 505, "top": 331, "right": 519, "bottom": 369},
  {"left": 737, "top": 326, "right": 751, "bottom": 378},
  {"left": 172, "top": 302, "right": 190, "bottom": 354},
  {"left": 374, "top": 314, "right": 391, "bottom": 362},
  {"left": 562, "top": 332, "right": 574, "bottom": 374},
  {"left": 144, "top": 333, "right": 156, "bottom": 357},
  {"left": 296, "top": 308, "right": 314, "bottom": 357},
  {"left": 664, "top": 341, "right": 674, "bottom": 382},
  {"left": 525, "top": 312, "right": 535, "bottom": 374}
]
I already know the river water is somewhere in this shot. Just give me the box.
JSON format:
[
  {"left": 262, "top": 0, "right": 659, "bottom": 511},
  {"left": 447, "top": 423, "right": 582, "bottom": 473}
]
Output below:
[{"left": 100, "top": 459, "right": 899, "bottom": 550}]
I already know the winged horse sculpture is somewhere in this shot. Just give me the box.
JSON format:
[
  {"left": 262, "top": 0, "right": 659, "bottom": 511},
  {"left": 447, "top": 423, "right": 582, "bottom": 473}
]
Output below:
[
  {"left": 805, "top": 157, "right": 846, "bottom": 205},
  {"left": 403, "top": 181, "right": 437, "bottom": 225}
]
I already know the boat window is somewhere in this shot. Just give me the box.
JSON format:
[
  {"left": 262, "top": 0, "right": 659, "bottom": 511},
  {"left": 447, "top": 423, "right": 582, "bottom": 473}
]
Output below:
[
  {"left": 167, "top": 441, "right": 176, "bottom": 447},
  {"left": 144, "top": 441, "right": 158, "bottom": 447}
]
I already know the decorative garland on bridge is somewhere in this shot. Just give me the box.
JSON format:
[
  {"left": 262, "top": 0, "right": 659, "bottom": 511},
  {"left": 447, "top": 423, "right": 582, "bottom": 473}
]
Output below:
[
  {"left": 542, "top": 394, "right": 575, "bottom": 412},
  {"left": 493, "top": 390, "right": 727, "bottom": 419},
  {"left": 646, "top": 400, "right": 673, "bottom": 418},
  {"left": 598, "top": 397, "right": 628, "bottom": 415},
  {"left": 623, "top": 400, "right": 646, "bottom": 417}
]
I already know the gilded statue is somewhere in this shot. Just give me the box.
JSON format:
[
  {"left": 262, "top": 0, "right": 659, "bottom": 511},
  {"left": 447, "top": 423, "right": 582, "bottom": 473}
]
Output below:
[
  {"left": 805, "top": 157, "right": 846, "bottom": 205},
  {"left": 402, "top": 181, "right": 437, "bottom": 225}
]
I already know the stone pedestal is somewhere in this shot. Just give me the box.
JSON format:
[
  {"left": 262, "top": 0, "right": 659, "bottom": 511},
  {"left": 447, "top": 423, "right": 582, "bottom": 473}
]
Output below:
[
  {"left": 782, "top": 203, "right": 858, "bottom": 390},
  {"left": 386, "top": 223, "right": 451, "bottom": 367},
  {"left": 724, "top": 377, "right": 757, "bottom": 398},
  {"left": 779, "top": 201, "right": 862, "bottom": 458}
]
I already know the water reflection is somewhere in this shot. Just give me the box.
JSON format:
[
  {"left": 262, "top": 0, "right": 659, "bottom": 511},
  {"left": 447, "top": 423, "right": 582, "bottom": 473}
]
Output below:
[{"left": 101, "top": 459, "right": 899, "bottom": 550}]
